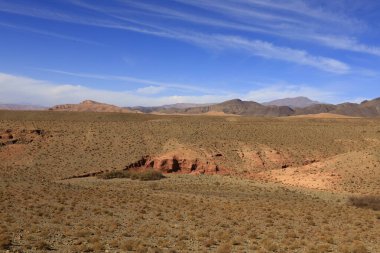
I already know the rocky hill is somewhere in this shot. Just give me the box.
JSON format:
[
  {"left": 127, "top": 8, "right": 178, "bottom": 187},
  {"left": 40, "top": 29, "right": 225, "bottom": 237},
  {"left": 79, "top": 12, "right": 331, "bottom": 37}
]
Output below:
[
  {"left": 296, "top": 97, "right": 380, "bottom": 117},
  {"left": 49, "top": 100, "right": 137, "bottom": 113},
  {"left": 167, "top": 99, "right": 295, "bottom": 116},
  {"left": 128, "top": 103, "right": 214, "bottom": 113}
]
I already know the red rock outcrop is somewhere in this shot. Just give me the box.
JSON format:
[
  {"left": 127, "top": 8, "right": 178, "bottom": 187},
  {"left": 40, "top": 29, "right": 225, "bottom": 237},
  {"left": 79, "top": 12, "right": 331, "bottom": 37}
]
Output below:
[{"left": 124, "top": 150, "right": 225, "bottom": 175}]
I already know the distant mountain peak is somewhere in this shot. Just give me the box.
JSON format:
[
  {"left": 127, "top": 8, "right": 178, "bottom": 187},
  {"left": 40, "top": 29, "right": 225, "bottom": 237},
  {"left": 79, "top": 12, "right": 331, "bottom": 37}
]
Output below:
[
  {"left": 262, "top": 97, "right": 320, "bottom": 108},
  {"left": 220, "top": 98, "right": 245, "bottom": 104},
  {"left": 80, "top": 100, "right": 100, "bottom": 105}
]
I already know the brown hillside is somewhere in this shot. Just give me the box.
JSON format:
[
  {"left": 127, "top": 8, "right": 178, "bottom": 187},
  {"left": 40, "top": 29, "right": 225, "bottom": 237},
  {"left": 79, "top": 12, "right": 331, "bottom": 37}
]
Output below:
[
  {"left": 296, "top": 97, "right": 380, "bottom": 117},
  {"left": 164, "top": 99, "right": 295, "bottom": 116},
  {"left": 49, "top": 100, "right": 137, "bottom": 113}
]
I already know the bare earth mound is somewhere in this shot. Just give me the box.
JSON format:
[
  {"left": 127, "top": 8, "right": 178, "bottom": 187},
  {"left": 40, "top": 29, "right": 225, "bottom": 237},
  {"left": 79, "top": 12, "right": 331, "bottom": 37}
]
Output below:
[{"left": 257, "top": 148, "right": 380, "bottom": 194}]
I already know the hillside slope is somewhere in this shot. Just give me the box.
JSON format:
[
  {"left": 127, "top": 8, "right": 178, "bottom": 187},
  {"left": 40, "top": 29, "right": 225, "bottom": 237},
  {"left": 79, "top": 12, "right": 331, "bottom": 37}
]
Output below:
[
  {"left": 296, "top": 97, "right": 380, "bottom": 117},
  {"left": 49, "top": 100, "right": 137, "bottom": 113}
]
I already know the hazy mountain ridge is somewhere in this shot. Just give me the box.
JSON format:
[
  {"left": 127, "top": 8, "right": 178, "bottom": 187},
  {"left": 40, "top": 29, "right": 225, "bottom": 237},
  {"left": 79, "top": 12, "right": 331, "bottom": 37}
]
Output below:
[
  {"left": 127, "top": 103, "right": 215, "bottom": 113},
  {"left": 295, "top": 98, "right": 380, "bottom": 117},
  {"left": 0, "top": 104, "right": 47, "bottom": 111},
  {"left": 180, "top": 99, "right": 295, "bottom": 116},
  {"left": 158, "top": 97, "right": 380, "bottom": 117},
  {"left": 262, "top": 96, "right": 320, "bottom": 108},
  {"left": 8, "top": 96, "right": 380, "bottom": 117}
]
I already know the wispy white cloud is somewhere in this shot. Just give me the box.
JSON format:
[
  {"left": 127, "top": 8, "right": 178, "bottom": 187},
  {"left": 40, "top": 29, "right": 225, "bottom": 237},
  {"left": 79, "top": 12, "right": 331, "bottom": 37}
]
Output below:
[
  {"left": 0, "top": 72, "right": 234, "bottom": 106},
  {"left": 311, "top": 35, "right": 380, "bottom": 56},
  {"left": 206, "top": 36, "right": 350, "bottom": 74},
  {"left": 236, "top": 0, "right": 363, "bottom": 28},
  {"left": 243, "top": 84, "right": 336, "bottom": 103},
  {"left": 115, "top": 0, "right": 380, "bottom": 58},
  {"left": 173, "top": 0, "right": 302, "bottom": 24},
  {"left": 136, "top": 86, "right": 165, "bottom": 95},
  {"left": 0, "top": 22, "right": 102, "bottom": 45},
  {"left": 0, "top": 1, "right": 352, "bottom": 74},
  {"left": 166, "top": 1, "right": 380, "bottom": 57},
  {"left": 0, "top": 72, "right": 344, "bottom": 106},
  {"left": 34, "top": 68, "right": 226, "bottom": 94}
]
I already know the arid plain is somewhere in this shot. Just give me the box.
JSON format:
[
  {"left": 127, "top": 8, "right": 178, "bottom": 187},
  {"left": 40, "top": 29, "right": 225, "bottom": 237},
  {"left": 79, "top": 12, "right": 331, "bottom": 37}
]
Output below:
[{"left": 0, "top": 111, "right": 379, "bottom": 252}]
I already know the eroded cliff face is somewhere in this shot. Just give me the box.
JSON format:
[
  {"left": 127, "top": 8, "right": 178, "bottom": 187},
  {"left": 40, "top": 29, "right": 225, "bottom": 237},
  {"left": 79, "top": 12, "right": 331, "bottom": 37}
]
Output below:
[{"left": 125, "top": 150, "right": 224, "bottom": 175}]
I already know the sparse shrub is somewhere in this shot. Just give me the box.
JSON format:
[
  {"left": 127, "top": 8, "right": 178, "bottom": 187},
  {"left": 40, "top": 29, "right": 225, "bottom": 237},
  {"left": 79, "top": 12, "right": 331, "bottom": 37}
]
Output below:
[
  {"left": 204, "top": 238, "right": 216, "bottom": 247},
  {"left": 216, "top": 242, "right": 232, "bottom": 253},
  {"left": 348, "top": 242, "right": 369, "bottom": 253},
  {"left": 348, "top": 195, "right": 380, "bottom": 211},
  {"left": 35, "top": 241, "right": 53, "bottom": 250},
  {"left": 98, "top": 170, "right": 165, "bottom": 181},
  {"left": 138, "top": 170, "right": 165, "bottom": 181},
  {"left": 97, "top": 170, "right": 129, "bottom": 179},
  {"left": 120, "top": 239, "right": 137, "bottom": 251},
  {"left": 88, "top": 242, "right": 105, "bottom": 252},
  {"left": 0, "top": 234, "right": 12, "bottom": 250}
]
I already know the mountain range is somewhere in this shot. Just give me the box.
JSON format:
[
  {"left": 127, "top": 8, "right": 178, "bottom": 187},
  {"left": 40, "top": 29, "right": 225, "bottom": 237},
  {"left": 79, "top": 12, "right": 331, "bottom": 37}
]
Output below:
[
  {"left": 128, "top": 103, "right": 215, "bottom": 113},
  {"left": 0, "top": 104, "right": 47, "bottom": 110},
  {"left": 3, "top": 97, "right": 380, "bottom": 117}
]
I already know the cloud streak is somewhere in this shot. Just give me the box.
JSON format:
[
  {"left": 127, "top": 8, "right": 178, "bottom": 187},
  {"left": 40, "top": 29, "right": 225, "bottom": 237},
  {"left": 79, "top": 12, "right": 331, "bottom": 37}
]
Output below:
[
  {"left": 0, "top": 72, "right": 343, "bottom": 106},
  {"left": 34, "top": 68, "right": 227, "bottom": 95},
  {"left": 0, "top": 22, "right": 102, "bottom": 45},
  {"left": 205, "top": 36, "right": 350, "bottom": 73},
  {"left": 118, "top": 0, "right": 380, "bottom": 57},
  {"left": 0, "top": 0, "right": 352, "bottom": 74},
  {"left": 244, "top": 84, "right": 336, "bottom": 103},
  {"left": 0, "top": 72, "right": 233, "bottom": 106}
]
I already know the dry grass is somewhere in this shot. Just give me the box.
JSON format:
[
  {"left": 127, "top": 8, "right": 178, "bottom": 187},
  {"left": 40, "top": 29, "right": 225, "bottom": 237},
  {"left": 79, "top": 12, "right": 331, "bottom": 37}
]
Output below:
[
  {"left": 0, "top": 111, "right": 379, "bottom": 252},
  {"left": 0, "top": 234, "right": 12, "bottom": 250}
]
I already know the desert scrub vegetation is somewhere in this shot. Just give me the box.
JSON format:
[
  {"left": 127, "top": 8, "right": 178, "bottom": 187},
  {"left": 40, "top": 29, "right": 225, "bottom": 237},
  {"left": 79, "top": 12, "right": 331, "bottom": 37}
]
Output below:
[
  {"left": 1, "top": 112, "right": 379, "bottom": 252},
  {"left": 98, "top": 169, "right": 165, "bottom": 181},
  {"left": 349, "top": 195, "right": 380, "bottom": 211}
]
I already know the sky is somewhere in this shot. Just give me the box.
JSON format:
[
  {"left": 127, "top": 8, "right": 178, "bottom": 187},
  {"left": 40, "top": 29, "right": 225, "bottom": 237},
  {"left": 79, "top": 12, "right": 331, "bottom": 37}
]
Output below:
[{"left": 1, "top": 0, "right": 380, "bottom": 106}]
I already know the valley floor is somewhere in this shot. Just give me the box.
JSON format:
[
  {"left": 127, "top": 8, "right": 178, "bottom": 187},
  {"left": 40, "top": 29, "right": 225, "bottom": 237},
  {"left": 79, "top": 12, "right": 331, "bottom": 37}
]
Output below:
[{"left": 0, "top": 111, "right": 379, "bottom": 252}]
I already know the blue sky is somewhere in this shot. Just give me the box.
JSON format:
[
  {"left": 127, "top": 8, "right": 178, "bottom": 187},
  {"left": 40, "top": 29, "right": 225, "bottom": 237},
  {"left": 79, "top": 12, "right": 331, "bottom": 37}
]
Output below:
[{"left": 1, "top": 0, "right": 380, "bottom": 106}]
